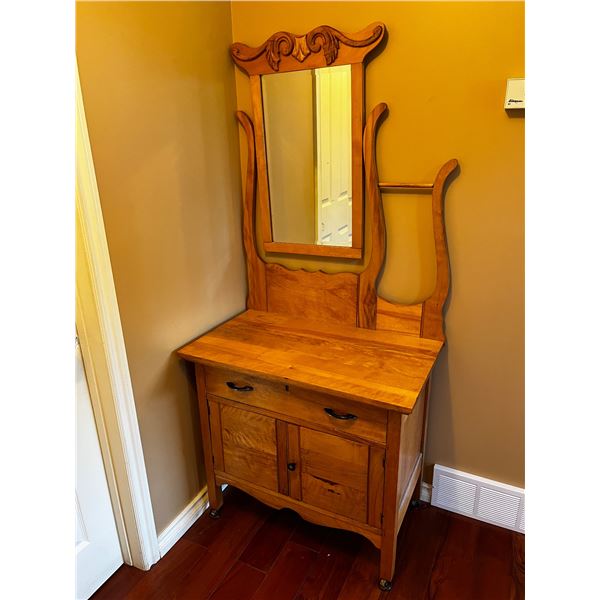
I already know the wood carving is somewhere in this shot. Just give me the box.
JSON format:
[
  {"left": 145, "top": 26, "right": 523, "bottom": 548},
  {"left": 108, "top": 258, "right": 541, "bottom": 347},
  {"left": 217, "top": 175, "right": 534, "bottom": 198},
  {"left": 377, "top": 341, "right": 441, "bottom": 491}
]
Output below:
[
  {"left": 231, "top": 23, "right": 385, "bottom": 75},
  {"left": 358, "top": 103, "right": 388, "bottom": 329}
]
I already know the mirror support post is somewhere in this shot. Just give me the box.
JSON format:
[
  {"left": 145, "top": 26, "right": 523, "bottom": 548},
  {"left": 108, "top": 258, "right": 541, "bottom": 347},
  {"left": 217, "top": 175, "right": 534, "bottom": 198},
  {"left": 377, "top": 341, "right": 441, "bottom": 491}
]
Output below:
[
  {"left": 358, "top": 103, "right": 388, "bottom": 329},
  {"left": 236, "top": 111, "right": 267, "bottom": 311}
]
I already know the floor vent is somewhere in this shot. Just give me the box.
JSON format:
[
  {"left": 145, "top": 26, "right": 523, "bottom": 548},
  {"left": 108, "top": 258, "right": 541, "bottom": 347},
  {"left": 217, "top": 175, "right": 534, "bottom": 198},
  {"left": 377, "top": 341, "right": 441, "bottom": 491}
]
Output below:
[{"left": 431, "top": 465, "right": 525, "bottom": 533}]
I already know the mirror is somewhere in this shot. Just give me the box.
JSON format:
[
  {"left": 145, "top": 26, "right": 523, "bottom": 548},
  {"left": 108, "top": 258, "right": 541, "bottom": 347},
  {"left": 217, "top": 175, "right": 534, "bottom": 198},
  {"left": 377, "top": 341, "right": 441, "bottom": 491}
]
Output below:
[
  {"left": 230, "top": 23, "right": 386, "bottom": 259},
  {"left": 262, "top": 65, "right": 353, "bottom": 247}
]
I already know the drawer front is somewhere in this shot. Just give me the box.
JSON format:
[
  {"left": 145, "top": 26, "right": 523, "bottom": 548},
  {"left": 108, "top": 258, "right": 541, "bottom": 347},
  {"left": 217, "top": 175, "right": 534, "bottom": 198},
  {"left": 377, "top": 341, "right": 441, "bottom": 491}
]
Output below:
[{"left": 205, "top": 366, "right": 387, "bottom": 445}]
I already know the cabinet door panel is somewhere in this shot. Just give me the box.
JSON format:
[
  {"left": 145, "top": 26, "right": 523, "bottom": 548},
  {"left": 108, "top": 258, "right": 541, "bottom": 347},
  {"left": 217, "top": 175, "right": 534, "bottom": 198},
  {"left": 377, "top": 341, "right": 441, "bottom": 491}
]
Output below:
[
  {"left": 299, "top": 428, "right": 369, "bottom": 522},
  {"left": 220, "top": 403, "right": 278, "bottom": 491}
]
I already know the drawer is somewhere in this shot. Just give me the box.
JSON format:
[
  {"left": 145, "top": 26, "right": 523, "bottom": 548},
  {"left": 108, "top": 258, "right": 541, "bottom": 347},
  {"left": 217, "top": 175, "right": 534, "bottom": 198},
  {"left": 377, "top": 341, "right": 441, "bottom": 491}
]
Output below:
[{"left": 204, "top": 366, "right": 387, "bottom": 445}]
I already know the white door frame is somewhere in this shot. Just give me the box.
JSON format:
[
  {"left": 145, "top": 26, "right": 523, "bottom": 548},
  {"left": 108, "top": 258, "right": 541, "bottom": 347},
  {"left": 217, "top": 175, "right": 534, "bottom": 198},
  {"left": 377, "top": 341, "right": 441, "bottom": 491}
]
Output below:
[{"left": 76, "top": 66, "right": 160, "bottom": 571}]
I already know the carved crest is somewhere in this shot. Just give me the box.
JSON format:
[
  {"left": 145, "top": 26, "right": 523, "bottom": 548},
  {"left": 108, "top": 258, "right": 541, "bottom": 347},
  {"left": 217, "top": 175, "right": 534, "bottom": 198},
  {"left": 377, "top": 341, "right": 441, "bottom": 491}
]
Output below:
[{"left": 230, "top": 23, "right": 385, "bottom": 75}]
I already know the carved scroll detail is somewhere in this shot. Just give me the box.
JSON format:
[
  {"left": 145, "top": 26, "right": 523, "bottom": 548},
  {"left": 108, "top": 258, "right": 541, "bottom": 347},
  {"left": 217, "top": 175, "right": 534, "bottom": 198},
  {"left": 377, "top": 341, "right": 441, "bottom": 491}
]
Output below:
[{"left": 231, "top": 23, "right": 385, "bottom": 72}]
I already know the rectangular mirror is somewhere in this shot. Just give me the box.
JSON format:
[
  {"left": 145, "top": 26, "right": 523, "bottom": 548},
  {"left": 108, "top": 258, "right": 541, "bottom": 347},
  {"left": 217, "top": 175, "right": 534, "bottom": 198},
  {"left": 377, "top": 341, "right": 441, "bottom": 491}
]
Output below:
[
  {"left": 262, "top": 65, "right": 353, "bottom": 248},
  {"left": 230, "top": 23, "right": 385, "bottom": 259}
]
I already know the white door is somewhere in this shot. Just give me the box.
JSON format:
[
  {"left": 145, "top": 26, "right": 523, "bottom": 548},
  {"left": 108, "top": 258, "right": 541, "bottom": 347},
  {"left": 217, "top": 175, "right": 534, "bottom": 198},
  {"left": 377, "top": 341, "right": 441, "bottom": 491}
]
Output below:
[
  {"left": 76, "top": 336, "right": 122, "bottom": 599},
  {"left": 315, "top": 65, "right": 353, "bottom": 246}
]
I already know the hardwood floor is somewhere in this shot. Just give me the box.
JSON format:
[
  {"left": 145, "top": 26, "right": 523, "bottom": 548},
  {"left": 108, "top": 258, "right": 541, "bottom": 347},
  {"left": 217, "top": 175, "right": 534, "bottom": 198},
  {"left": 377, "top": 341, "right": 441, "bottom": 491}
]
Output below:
[{"left": 92, "top": 487, "right": 525, "bottom": 600}]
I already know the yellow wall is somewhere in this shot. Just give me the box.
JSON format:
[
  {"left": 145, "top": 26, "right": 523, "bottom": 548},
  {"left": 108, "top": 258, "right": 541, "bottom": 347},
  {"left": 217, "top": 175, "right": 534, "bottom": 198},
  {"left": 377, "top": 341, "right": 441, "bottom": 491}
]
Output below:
[
  {"left": 76, "top": 1, "right": 246, "bottom": 532},
  {"left": 231, "top": 1, "right": 524, "bottom": 486}
]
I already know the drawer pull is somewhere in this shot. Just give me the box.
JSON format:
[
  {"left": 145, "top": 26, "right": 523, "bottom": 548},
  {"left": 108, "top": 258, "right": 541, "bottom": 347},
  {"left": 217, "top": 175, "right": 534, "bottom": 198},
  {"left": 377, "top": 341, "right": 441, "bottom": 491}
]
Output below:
[
  {"left": 324, "top": 408, "right": 357, "bottom": 421},
  {"left": 226, "top": 381, "right": 254, "bottom": 392}
]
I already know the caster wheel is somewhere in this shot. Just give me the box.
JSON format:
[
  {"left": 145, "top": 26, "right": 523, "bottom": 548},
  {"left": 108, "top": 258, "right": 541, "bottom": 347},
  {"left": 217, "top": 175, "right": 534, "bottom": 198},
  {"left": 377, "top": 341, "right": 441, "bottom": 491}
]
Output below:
[
  {"left": 208, "top": 508, "right": 221, "bottom": 519},
  {"left": 379, "top": 579, "right": 393, "bottom": 592},
  {"left": 410, "top": 499, "right": 425, "bottom": 509}
]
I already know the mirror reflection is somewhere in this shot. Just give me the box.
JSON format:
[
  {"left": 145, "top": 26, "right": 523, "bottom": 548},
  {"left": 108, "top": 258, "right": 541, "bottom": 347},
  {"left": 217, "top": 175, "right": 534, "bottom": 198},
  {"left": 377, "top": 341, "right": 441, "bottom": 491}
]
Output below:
[{"left": 262, "top": 65, "right": 353, "bottom": 247}]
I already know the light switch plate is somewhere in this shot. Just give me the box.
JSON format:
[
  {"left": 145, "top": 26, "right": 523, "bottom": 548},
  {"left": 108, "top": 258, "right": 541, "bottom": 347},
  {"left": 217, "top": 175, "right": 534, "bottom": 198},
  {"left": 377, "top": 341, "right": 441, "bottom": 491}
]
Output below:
[{"left": 504, "top": 78, "right": 525, "bottom": 110}]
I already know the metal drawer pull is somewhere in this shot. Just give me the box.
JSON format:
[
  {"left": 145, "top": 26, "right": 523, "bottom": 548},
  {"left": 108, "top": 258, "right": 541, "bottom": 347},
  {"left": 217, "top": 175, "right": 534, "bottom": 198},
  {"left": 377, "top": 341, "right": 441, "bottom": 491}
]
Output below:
[
  {"left": 324, "top": 408, "right": 357, "bottom": 420},
  {"left": 226, "top": 381, "right": 254, "bottom": 392}
]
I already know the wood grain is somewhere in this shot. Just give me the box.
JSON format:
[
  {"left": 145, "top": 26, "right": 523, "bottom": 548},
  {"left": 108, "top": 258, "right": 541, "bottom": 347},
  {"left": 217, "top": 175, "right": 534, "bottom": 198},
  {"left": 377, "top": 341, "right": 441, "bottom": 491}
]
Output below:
[
  {"left": 208, "top": 561, "right": 265, "bottom": 600},
  {"left": 358, "top": 103, "right": 388, "bottom": 329},
  {"left": 511, "top": 532, "right": 525, "bottom": 600},
  {"left": 236, "top": 110, "right": 267, "bottom": 311},
  {"left": 266, "top": 263, "right": 358, "bottom": 326},
  {"left": 178, "top": 310, "right": 442, "bottom": 414},
  {"left": 397, "top": 389, "right": 426, "bottom": 498},
  {"left": 194, "top": 364, "right": 223, "bottom": 510},
  {"left": 214, "top": 472, "right": 382, "bottom": 548},
  {"left": 351, "top": 62, "right": 364, "bottom": 251},
  {"left": 387, "top": 501, "right": 450, "bottom": 600},
  {"left": 251, "top": 541, "right": 318, "bottom": 600},
  {"left": 125, "top": 538, "right": 207, "bottom": 600},
  {"left": 175, "top": 492, "right": 269, "bottom": 600},
  {"left": 208, "top": 399, "right": 224, "bottom": 472},
  {"left": 276, "top": 420, "right": 289, "bottom": 495},
  {"left": 376, "top": 299, "right": 423, "bottom": 337},
  {"left": 294, "top": 528, "right": 359, "bottom": 600},
  {"left": 220, "top": 403, "right": 278, "bottom": 491},
  {"left": 264, "top": 241, "right": 362, "bottom": 259},
  {"left": 378, "top": 182, "right": 433, "bottom": 189},
  {"left": 420, "top": 158, "right": 459, "bottom": 342},
  {"left": 427, "top": 512, "right": 515, "bottom": 600},
  {"left": 379, "top": 410, "right": 403, "bottom": 583},
  {"left": 300, "top": 428, "right": 369, "bottom": 522},
  {"left": 250, "top": 74, "right": 273, "bottom": 246},
  {"left": 337, "top": 539, "right": 384, "bottom": 600},
  {"left": 413, "top": 378, "right": 431, "bottom": 502},
  {"left": 95, "top": 487, "right": 523, "bottom": 600},
  {"left": 394, "top": 454, "right": 422, "bottom": 538},
  {"left": 205, "top": 366, "right": 388, "bottom": 445},
  {"left": 287, "top": 423, "right": 302, "bottom": 501},
  {"left": 367, "top": 446, "right": 386, "bottom": 529},
  {"left": 239, "top": 508, "right": 298, "bottom": 571}
]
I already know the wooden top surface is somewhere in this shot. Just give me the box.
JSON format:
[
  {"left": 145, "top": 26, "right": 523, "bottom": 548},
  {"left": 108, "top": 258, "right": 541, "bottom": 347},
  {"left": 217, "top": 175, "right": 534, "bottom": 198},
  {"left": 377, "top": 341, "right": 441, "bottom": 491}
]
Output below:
[{"left": 177, "top": 310, "right": 444, "bottom": 413}]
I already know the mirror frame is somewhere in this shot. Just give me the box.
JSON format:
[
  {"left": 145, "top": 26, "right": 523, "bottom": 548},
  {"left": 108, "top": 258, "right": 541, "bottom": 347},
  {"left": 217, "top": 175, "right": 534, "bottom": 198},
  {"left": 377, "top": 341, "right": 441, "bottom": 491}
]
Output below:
[{"left": 231, "top": 23, "right": 386, "bottom": 259}]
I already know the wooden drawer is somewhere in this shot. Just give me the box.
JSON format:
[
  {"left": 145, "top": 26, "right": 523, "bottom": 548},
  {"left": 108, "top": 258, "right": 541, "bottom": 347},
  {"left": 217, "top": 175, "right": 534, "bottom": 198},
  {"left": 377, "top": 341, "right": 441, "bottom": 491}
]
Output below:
[{"left": 204, "top": 366, "right": 387, "bottom": 446}]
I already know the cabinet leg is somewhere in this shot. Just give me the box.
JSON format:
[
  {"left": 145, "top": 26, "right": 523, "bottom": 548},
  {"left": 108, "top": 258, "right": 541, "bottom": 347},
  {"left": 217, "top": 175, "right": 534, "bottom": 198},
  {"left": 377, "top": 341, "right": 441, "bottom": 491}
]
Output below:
[
  {"left": 379, "top": 530, "right": 398, "bottom": 591},
  {"left": 207, "top": 476, "right": 223, "bottom": 514}
]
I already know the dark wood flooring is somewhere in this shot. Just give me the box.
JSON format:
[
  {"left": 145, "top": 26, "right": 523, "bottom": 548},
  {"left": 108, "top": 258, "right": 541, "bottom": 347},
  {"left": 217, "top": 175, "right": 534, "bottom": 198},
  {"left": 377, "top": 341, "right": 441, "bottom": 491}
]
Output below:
[{"left": 92, "top": 487, "right": 525, "bottom": 600}]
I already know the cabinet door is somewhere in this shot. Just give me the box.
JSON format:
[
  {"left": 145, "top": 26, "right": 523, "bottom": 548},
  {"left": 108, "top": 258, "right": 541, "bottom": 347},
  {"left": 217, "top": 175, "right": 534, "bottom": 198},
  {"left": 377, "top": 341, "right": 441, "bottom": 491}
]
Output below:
[
  {"left": 216, "top": 402, "right": 279, "bottom": 492},
  {"left": 298, "top": 427, "right": 371, "bottom": 523}
]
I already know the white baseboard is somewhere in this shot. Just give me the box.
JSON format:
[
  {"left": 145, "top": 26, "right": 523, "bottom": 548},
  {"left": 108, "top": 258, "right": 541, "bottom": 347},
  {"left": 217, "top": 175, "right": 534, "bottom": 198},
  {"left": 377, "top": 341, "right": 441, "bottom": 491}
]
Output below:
[
  {"left": 431, "top": 464, "right": 525, "bottom": 533},
  {"left": 420, "top": 481, "right": 432, "bottom": 503},
  {"left": 157, "top": 486, "right": 209, "bottom": 557}
]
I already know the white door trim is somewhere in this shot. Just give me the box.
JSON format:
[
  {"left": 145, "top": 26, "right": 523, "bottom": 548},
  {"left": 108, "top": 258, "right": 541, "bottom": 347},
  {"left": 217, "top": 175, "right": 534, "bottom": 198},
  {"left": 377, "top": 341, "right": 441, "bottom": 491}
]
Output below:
[{"left": 76, "top": 66, "right": 160, "bottom": 570}]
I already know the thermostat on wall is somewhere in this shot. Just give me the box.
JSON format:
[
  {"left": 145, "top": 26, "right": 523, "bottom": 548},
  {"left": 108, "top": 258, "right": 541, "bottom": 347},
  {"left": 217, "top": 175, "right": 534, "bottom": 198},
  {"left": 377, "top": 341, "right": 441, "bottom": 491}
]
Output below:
[{"left": 504, "top": 78, "right": 525, "bottom": 110}]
